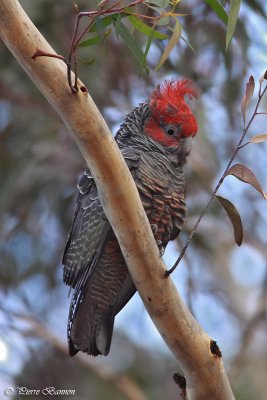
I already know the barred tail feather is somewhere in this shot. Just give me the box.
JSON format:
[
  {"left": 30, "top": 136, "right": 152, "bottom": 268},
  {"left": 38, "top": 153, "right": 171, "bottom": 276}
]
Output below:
[{"left": 68, "top": 289, "right": 115, "bottom": 356}]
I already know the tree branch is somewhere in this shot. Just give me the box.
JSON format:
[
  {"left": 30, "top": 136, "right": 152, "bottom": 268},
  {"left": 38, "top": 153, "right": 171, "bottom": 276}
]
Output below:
[{"left": 0, "top": 1, "right": 234, "bottom": 398}]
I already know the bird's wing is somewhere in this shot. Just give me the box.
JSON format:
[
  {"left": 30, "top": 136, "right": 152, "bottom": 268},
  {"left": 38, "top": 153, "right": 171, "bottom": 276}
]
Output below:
[
  {"left": 63, "top": 146, "right": 141, "bottom": 290},
  {"left": 63, "top": 170, "right": 111, "bottom": 289}
]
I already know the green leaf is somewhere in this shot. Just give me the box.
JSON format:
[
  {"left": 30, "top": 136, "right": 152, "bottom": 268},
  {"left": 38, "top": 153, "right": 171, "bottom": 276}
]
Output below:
[
  {"left": 141, "top": 26, "right": 155, "bottom": 71},
  {"left": 204, "top": 0, "right": 228, "bottom": 25},
  {"left": 226, "top": 0, "right": 242, "bottom": 50},
  {"left": 95, "top": 16, "right": 106, "bottom": 38},
  {"left": 77, "top": 58, "right": 96, "bottom": 65},
  {"left": 88, "top": 16, "right": 113, "bottom": 33},
  {"left": 216, "top": 195, "right": 243, "bottom": 246},
  {"left": 146, "top": 0, "right": 169, "bottom": 7},
  {"left": 88, "top": 13, "right": 129, "bottom": 34},
  {"left": 155, "top": 18, "right": 182, "bottom": 71},
  {"left": 115, "top": 20, "right": 149, "bottom": 73},
  {"left": 128, "top": 15, "right": 168, "bottom": 40},
  {"left": 180, "top": 35, "right": 195, "bottom": 53},
  {"left": 78, "top": 29, "right": 112, "bottom": 47},
  {"left": 157, "top": 16, "right": 170, "bottom": 26}
]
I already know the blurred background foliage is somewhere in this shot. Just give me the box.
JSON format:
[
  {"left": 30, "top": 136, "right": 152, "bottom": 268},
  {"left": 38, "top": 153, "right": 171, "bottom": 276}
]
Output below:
[{"left": 0, "top": 1, "right": 267, "bottom": 399}]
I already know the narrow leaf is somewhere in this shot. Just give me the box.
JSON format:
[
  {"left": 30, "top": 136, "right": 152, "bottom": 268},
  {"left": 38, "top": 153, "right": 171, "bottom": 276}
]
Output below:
[
  {"left": 128, "top": 15, "right": 168, "bottom": 40},
  {"left": 157, "top": 16, "right": 170, "bottom": 26},
  {"left": 155, "top": 18, "right": 182, "bottom": 71},
  {"left": 204, "top": 0, "right": 228, "bottom": 25},
  {"left": 88, "top": 16, "right": 113, "bottom": 33},
  {"left": 180, "top": 35, "right": 195, "bottom": 53},
  {"left": 164, "top": 12, "right": 187, "bottom": 17},
  {"left": 78, "top": 29, "right": 111, "bottom": 47},
  {"left": 225, "top": 164, "right": 267, "bottom": 200},
  {"left": 95, "top": 16, "right": 108, "bottom": 40},
  {"left": 88, "top": 14, "right": 128, "bottom": 34},
  {"left": 241, "top": 75, "right": 255, "bottom": 123},
  {"left": 141, "top": 27, "right": 155, "bottom": 70},
  {"left": 249, "top": 134, "right": 267, "bottom": 144},
  {"left": 146, "top": 0, "right": 169, "bottom": 7},
  {"left": 216, "top": 195, "right": 243, "bottom": 246},
  {"left": 226, "top": 0, "right": 241, "bottom": 50},
  {"left": 77, "top": 58, "right": 95, "bottom": 65},
  {"left": 116, "top": 20, "right": 149, "bottom": 73}
]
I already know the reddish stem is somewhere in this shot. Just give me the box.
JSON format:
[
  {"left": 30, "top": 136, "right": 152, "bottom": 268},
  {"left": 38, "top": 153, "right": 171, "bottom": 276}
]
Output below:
[
  {"left": 67, "top": 0, "right": 145, "bottom": 93},
  {"left": 166, "top": 83, "right": 267, "bottom": 276},
  {"left": 32, "top": 50, "right": 67, "bottom": 63}
]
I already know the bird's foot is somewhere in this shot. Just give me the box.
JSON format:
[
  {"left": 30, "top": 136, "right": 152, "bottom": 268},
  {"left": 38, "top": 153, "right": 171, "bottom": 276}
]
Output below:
[
  {"left": 157, "top": 239, "right": 165, "bottom": 257},
  {"left": 151, "top": 224, "right": 158, "bottom": 236},
  {"left": 151, "top": 224, "right": 164, "bottom": 257}
]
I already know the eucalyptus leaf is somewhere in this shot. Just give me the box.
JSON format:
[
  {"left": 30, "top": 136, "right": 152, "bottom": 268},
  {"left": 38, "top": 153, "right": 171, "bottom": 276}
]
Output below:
[
  {"left": 241, "top": 75, "right": 255, "bottom": 123},
  {"left": 226, "top": 0, "right": 241, "bottom": 50},
  {"left": 249, "top": 134, "right": 267, "bottom": 144},
  {"left": 88, "top": 16, "right": 113, "bottom": 33},
  {"left": 204, "top": 0, "right": 228, "bottom": 25},
  {"left": 128, "top": 15, "right": 168, "bottom": 40},
  {"left": 78, "top": 29, "right": 112, "bottom": 47},
  {"left": 155, "top": 18, "right": 181, "bottom": 71},
  {"left": 116, "top": 20, "right": 149, "bottom": 74},
  {"left": 225, "top": 164, "right": 267, "bottom": 200},
  {"left": 157, "top": 16, "right": 170, "bottom": 26},
  {"left": 146, "top": 0, "right": 169, "bottom": 8},
  {"left": 216, "top": 195, "right": 243, "bottom": 246}
]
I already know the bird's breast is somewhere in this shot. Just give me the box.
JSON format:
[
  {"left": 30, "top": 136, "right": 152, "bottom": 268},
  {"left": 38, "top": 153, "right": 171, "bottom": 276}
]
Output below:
[{"left": 135, "top": 175, "right": 185, "bottom": 246}]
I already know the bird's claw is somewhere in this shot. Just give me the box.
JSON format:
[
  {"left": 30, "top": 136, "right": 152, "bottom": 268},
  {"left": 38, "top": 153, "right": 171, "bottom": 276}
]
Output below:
[
  {"left": 151, "top": 224, "right": 158, "bottom": 235},
  {"left": 157, "top": 240, "right": 165, "bottom": 257},
  {"left": 151, "top": 225, "right": 164, "bottom": 257}
]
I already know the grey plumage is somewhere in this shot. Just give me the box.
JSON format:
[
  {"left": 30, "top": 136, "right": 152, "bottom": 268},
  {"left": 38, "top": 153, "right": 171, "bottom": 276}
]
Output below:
[{"left": 63, "top": 91, "right": 195, "bottom": 356}]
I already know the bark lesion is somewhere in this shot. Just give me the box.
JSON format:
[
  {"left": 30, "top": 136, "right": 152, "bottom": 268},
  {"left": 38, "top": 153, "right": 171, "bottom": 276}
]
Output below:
[{"left": 173, "top": 373, "right": 187, "bottom": 400}]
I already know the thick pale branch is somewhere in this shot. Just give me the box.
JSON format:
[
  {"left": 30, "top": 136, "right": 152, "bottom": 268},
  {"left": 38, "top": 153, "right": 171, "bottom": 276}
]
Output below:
[{"left": 0, "top": 1, "right": 234, "bottom": 399}]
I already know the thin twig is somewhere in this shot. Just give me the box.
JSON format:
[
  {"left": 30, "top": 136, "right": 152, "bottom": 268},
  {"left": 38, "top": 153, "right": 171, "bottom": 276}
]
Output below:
[
  {"left": 67, "top": 0, "right": 145, "bottom": 92},
  {"left": 32, "top": 50, "right": 67, "bottom": 63},
  {"left": 32, "top": 0, "right": 167, "bottom": 92},
  {"left": 166, "top": 82, "right": 267, "bottom": 275}
]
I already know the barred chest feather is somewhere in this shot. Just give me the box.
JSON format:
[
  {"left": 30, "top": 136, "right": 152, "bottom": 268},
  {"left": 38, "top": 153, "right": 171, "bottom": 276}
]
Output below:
[{"left": 134, "top": 151, "right": 186, "bottom": 246}]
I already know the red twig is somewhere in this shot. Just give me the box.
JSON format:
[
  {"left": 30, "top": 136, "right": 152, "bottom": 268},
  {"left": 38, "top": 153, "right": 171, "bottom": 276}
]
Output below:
[
  {"left": 67, "top": 0, "right": 145, "bottom": 93},
  {"left": 32, "top": 1, "right": 164, "bottom": 93},
  {"left": 32, "top": 49, "right": 67, "bottom": 63}
]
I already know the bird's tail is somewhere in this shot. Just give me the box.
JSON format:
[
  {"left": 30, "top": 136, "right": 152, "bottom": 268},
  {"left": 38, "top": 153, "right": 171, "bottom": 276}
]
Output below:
[{"left": 68, "top": 289, "right": 115, "bottom": 357}]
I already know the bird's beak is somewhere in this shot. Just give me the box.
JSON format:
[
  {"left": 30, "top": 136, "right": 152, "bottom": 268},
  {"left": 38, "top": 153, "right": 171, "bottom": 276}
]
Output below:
[{"left": 180, "top": 136, "right": 192, "bottom": 155}]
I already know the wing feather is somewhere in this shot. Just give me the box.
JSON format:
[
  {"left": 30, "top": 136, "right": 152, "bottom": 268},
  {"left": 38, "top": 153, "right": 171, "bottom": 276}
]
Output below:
[{"left": 63, "top": 171, "right": 111, "bottom": 288}]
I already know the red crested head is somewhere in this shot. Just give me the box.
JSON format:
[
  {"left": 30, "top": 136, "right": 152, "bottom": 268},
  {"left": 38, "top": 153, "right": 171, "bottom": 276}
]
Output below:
[{"left": 144, "top": 79, "right": 198, "bottom": 148}]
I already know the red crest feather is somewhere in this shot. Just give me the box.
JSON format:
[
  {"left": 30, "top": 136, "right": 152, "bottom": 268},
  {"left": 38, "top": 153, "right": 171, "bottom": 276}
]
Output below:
[{"left": 149, "top": 79, "right": 198, "bottom": 137}]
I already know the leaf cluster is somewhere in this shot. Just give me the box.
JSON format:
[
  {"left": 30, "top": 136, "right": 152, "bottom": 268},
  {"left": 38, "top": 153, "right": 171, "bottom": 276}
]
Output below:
[
  {"left": 71, "top": 0, "right": 244, "bottom": 78},
  {"left": 213, "top": 76, "right": 267, "bottom": 248}
]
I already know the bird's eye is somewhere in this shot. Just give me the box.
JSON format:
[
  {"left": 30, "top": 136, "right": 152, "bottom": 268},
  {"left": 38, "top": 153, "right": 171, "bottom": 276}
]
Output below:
[
  {"left": 164, "top": 125, "right": 178, "bottom": 136},
  {"left": 167, "top": 128, "right": 175, "bottom": 135}
]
